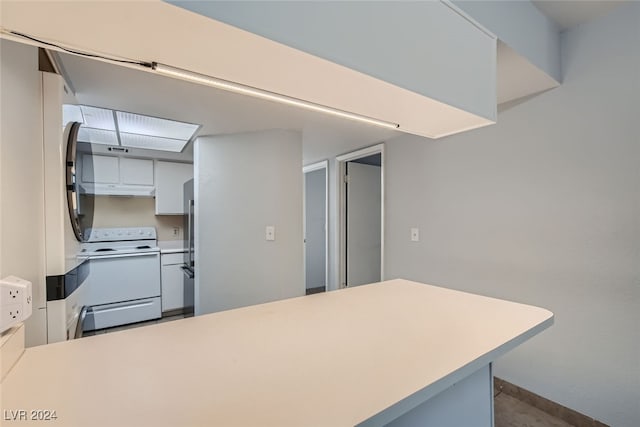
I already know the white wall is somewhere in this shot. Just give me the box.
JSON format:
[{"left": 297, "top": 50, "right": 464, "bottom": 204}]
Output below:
[
  {"left": 195, "top": 130, "right": 304, "bottom": 314},
  {"left": 384, "top": 4, "right": 639, "bottom": 426},
  {"left": 42, "top": 72, "right": 81, "bottom": 277},
  {"left": 171, "top": 1, "right": 497, "bottom": 121},
  {"left": 453, "top": 0, "right": 561, "bottom": 82},
  {"left": 304, "top": 168, "right": 326, "bottom": 289},
  {"left": 0, "top": 40, "right": 47, "bottom": 346},
  {"left": 91, "top": 197, "right": 184, "bottom": 241}
]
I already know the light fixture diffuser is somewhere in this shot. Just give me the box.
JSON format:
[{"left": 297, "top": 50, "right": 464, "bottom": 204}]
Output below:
[
  {"left": 66, "top": 105, "right": 200, "bottom": 152},
  {"left": 152, "top": 62, "right": 400, "bottom": 130},
  {"left": 77, "top": 127, "right": 119, "bottom": 145},
  {"left": 119, "top": 132, "right": 188, "bottom": 152},
  {"left": 116, "top": 111, "right": 200, "bottom": 140},
  {"left": 63, "top": 104, "right": 84, "bottom": 127},
  {"left": 79, "top": 106, "right": 116, "bottom": 130}
]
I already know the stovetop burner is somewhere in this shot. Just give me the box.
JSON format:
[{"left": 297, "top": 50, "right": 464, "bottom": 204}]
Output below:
[{"left": 80, "top": 227, "right": 159, "bottom": 257}]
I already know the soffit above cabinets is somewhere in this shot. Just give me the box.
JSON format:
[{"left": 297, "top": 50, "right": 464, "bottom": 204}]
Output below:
[{"left": 1, "top": 0, "right": 496, "bottom": 139}]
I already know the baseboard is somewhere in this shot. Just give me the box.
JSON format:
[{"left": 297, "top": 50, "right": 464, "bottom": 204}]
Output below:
[
  {"left": 494, "top": 377, "right": 609, "bottom": 427},
  {"left": 162, "top": 308, "right": 186, "bottom": 317}
]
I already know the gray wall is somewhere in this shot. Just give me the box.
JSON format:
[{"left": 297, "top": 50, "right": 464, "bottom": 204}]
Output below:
[
  {"left": 304, "top": 168, "right": 326, "bottom": 289},
  {"left": 384, "top": 4, "right": 639, "bottom": 426},
  {"left": 194, "top": 130, "right": 304, "bottom": 314}
]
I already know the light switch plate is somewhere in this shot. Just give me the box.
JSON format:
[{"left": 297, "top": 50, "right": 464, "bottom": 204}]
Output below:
[
  {"left": 411, "top": 228, "right": 419, "bottom": 242},
  {"left": 266, "top": 226, "right": 275, "bottom": 241}
]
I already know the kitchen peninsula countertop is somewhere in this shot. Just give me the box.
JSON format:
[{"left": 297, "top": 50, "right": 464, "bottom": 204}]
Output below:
[{"left": 1, "top": 280, "right": 553, "bottom": 426}]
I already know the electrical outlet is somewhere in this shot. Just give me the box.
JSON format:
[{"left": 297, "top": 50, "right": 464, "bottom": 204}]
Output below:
[
  {"left": 0, "top": 276, "right": 33, "bottom": 333},
  {"left": 172, "top": 227, "right": 180, "bottom": 237},
  {"left": 411, "top": 228, "right": 420, "bottom": 242},
  {"left": 2, "top": 304, "right": 21, "bottom": 325},
  {"left": 265, "top": 226, "right": 275, "bottom": 241},
  {"left": 0, "top": 286, "right": 21, "bottom": 305}
]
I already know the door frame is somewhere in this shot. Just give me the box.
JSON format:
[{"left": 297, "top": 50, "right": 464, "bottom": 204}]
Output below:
[
  {"left": 303, "top": 160, "right": 329, "bottom": 293},
  {"left": 336, "top": 143, "right": 385, "bottom": 288}
]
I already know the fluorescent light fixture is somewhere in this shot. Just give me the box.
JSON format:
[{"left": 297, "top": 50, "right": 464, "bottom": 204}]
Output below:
[
  {"left": 116, "top": 111, "right": 199, "bottom": 140},
  {"left": 67, "top": 105, "right": 200, "bottom": 152},
  {"left": 80, "top": 106, "right": 116, "bottom": 130},
  {"left": 63, "top": 104, "right": 84, "bottom": 127},
  {"left": 152, "top": 62, "right": 400, "bottom": 130},
  {"left": 77, "top": 127, "right": 119, "bottom": 145},
  {"left": 119, "top": 132, "right": 188, "bottom": 152}
]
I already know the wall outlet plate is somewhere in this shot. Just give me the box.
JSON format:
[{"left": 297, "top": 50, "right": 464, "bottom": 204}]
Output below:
[
  {"left": 266, "top": 226, "right": 275, "bottom": 241},
  {"left": 0, "top": 276, "right": 33, "bottom": 334}
]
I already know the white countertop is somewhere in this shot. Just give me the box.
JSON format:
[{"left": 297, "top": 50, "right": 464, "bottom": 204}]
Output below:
[
  {"left": 157, "top": 240, "right": 187, "bottom": 254},
  {"left": 1, "top": 280, "right": 553, "bottom": 426}
]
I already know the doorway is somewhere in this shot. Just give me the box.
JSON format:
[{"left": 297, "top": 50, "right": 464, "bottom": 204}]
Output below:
[
  {"left": 337, "top": 144, "right": 384, "bottom": 288},
  {"left": 303, "top": 161, "right": 328, "bottom": 295}
]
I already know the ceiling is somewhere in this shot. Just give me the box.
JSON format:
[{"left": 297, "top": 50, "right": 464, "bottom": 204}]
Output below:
[
  {"left": 57, "top": 52, "right": 399, "bottom": 164},
  {"left": 55, "top": 1, "right": 625, "bottom": 161},
  {"left": 532, "top": 0, "right": 624, "bottom": 31}
]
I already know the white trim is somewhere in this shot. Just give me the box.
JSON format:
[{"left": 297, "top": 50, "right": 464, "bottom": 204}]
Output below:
[
  {"left": 303, "top": 160, "right": 328, "bottom": 173},
  {"left": 337, "top": 144, "right": 385, "bottom": 288},
  {"left": 336, "top": 143, "right": 384, "bottom": 163},
  {"left": 303, "top": 160, "right": 329, "bottom": 293}
]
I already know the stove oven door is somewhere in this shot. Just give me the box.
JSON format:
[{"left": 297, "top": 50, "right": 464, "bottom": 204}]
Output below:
[{"left": 83, "top": 251, "right": 161, "bottom": 331}]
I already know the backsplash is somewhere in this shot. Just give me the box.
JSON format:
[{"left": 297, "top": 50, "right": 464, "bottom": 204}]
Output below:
[{"left": 91, "top": 196, "right": 183, "bottom": 241}]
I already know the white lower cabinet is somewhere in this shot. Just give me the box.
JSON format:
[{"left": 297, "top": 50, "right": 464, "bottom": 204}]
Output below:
[{"left": 161, "top": 252, "right": 186, "bottom": 313}]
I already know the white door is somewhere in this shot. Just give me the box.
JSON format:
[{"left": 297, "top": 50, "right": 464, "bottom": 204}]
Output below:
[
  {"left": 346, "top": 162, "right": 381, "bottom": 287},
  {"left": 305, "top": 168, "right": 327, "bottom": 292}
]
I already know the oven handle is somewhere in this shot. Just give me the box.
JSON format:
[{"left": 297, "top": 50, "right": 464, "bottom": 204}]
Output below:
[
  {"left": 89, "top": 252, "right": 159, "bottom": 260},
  {"left": 181, "top": 265, "right": 195, "bottom": 279},
  {"left": 74, "top": 305, "right": 89, "bottom": 339},
  {"left": 90, "top": 301, "right": 154, "bottom": 314},
  {"left": 187, "top": 199, "right": 194, "bottom": 268}
]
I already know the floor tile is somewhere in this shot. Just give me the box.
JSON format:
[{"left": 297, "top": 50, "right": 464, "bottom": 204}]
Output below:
[
  {"left": 495, "top": 392, "right": 575, "bottom": 427},
  {"left": 158, "top": 315, "right": 185, "bottom": 323}
]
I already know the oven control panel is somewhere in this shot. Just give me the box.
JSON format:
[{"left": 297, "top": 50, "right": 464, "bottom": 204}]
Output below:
[{"left": 84, "top": 227, "right": 157, "bottom": 242}]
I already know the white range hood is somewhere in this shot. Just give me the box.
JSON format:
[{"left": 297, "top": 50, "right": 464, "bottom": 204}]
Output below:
[{"left": 79, "top": 183, "right": 155, "bottom": 197}]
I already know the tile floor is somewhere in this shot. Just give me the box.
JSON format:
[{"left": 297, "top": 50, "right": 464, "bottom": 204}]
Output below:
[
  {"left": 495, "top": 392, "right": 575, "bottom": 427},
  {"left": 305, "top": 286, "right": 325, "bottom": 295},
  {"left": 85, "top": 317, "right": 579, "bottom": 427}
]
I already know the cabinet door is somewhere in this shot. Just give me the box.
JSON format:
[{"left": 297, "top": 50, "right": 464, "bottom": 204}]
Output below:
[
  {"left": 161, "top": 263, "right": 185, "bottom": 312},
  {"left": 81, "top": 154, "right": 119, "bottom": 183},
  {"left": 120, "top": 158, "right": 154, "bottom": 185},
  {"left": 155, "top": 161, "right": 193, "bottom": 215}
]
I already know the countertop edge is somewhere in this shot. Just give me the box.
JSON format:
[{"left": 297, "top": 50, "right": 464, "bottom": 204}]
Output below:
[{"left": 358, "top": 314, "right": 555, "bottom": 426}]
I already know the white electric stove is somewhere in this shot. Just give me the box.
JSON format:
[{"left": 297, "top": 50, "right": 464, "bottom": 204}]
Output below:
[{"left": 80, "top": 227, "right": 161, "bottom": 331}]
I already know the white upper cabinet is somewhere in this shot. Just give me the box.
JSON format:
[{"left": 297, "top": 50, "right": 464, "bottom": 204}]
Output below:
[
  {"left": 120, "top": 158, "right": 154, "bottom": 185},
  {"left": 155, "top": 161, "right": 193, "bottom": 215},
  {"left": 78, "top": 154, "right": 155, "bottom": 196},
  {"left": 81, "top": 154, "right": 119, "bottom": 184}
]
